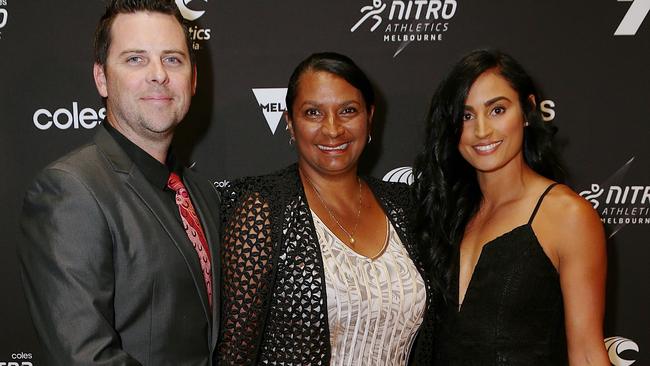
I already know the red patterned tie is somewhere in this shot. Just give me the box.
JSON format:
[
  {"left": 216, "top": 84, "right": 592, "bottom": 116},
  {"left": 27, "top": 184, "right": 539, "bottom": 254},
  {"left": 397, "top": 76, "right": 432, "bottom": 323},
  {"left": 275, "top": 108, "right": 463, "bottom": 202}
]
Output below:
[{"left": 167, "top": 172, "right": 212, "bottom": 307}]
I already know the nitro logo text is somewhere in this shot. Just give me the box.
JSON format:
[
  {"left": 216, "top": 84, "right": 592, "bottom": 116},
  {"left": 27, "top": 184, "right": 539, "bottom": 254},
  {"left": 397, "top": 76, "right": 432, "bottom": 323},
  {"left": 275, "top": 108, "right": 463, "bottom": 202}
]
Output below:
[
  {"left": 581, "top": 184, "right": 650, "bottom": 209},
  {"left": 579, "top": 157, "right": 649, "bottom": 236},
  {"left": 351, "top": 0, "right": 458, "bottom": 57}
]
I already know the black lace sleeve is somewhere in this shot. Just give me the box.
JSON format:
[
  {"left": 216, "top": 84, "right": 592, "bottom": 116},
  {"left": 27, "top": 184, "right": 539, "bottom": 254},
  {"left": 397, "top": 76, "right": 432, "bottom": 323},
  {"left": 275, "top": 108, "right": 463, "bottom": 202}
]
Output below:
[{"left": 218, "top": 180, "right": 275, "bottom": 366}]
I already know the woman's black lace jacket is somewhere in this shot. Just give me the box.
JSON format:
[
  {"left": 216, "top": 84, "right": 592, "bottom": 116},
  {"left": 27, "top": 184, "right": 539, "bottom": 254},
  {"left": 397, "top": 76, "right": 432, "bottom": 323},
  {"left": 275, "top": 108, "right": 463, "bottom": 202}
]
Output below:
[{"left": 218, "top": 164, "right": 434, "bottom": 365}]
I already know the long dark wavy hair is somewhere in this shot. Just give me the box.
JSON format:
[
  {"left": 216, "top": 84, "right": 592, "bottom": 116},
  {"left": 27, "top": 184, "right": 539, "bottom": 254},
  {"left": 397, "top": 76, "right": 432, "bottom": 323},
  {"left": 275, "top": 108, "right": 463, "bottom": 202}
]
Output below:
[{"left": 412, "top": 49, "right": 565, "bottom": 300}]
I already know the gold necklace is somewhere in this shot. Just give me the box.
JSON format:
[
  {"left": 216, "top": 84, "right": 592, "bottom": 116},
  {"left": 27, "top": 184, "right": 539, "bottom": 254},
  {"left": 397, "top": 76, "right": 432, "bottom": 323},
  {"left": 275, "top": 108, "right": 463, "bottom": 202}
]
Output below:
[{"left": 304, "top": 175, "right": 362, "bottom": 245}]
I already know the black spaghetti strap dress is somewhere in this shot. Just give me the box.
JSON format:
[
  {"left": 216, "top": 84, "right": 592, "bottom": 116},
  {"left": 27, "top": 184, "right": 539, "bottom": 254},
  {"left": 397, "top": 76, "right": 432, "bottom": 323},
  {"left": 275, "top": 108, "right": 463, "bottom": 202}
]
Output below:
[{"left": 434, "top": 183, "right": 568, "bottom": 365}]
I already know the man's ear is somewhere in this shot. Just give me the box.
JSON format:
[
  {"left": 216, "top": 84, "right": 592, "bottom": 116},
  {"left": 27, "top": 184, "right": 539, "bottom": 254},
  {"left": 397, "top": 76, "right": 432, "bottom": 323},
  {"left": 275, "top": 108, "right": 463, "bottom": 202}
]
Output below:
[{"left": 93, "top": 63, "right": 108, "bottom": 98}]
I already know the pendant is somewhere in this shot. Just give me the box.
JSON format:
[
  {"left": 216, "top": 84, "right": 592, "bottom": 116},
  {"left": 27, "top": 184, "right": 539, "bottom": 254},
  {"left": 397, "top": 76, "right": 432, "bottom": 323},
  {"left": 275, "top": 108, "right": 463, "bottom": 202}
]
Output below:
[{"left": 349, "top": 237, "right": 355, "bottom": 244}]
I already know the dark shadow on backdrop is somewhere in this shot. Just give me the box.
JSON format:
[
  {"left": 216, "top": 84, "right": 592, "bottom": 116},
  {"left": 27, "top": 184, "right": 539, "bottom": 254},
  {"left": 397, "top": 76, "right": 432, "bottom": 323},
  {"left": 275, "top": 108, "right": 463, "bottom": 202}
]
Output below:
[
  {"left": 173, "top": 30, "right": 215, "bottom": 166},
  {"left": 358, "top": 78, "right": 387, "bottom": 176},
  {"left": 604, "top": 234, "right": 620, "bottom": 334}
]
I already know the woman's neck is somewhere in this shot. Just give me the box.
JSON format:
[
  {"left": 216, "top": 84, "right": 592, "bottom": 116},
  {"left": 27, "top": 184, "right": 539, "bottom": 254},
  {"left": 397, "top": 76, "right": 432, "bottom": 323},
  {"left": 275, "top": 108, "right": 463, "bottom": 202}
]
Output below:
[
  {"left": 476, "top": 156, "right": 536, "bottom": 208},
  {"left": 298, "top": 164, "right": 360, "bottom": 202}
]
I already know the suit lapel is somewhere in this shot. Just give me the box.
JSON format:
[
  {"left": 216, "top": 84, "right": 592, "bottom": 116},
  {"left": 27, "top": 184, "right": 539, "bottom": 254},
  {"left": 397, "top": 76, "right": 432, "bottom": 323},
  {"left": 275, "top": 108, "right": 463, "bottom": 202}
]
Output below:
[
  {"left": 183, "top": 173, "right": 221, "bottom": 352},
  {"left": 94, "top": 128, "right": 212, "bottom": 324}
]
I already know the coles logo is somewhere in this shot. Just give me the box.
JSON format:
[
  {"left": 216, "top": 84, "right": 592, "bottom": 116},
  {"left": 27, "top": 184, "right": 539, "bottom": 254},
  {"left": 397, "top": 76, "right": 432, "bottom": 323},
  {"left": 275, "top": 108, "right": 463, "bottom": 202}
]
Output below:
[
  {"left": 605, "top": 336, "right": 639, "bottom": 366},
  {"left": 579, "top": 157, "right": 650, "bottom": 237},
  {"left": 252, "top": 88, "right": 287, "bottom": 135},
  {"left": 614, "top": 0, "right": 649, "bottom": 35},
  {"left": 0, "top": 351, "right": 33, "bottom": 366},
  {"left": 213, "top": 179, "right": 230, "bottom": 188},
  {"left": 383, "top": 166, "right": 414, "bottom": 185},
  {"left": 350, "top": 0, "right": 458, "bottom": 57},
  {"left": 33, "top": 102, "right": 105, "bottom": 131},
  {"left": 174, "top": 0, "right": 211, "bottom": 50}
]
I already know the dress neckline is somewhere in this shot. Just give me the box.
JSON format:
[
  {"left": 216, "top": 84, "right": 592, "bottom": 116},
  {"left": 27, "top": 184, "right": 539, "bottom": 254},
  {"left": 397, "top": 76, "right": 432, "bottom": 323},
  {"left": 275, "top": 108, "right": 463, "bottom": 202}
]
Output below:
[
  {"left": 311, "top": 209, "right": 390, "bottom": 261},
  {"left": 457, "top": 224, "right": 532, "bottom": 312},
  {"left": 457, "top": 182, "right": 560, "bottom": 312}
]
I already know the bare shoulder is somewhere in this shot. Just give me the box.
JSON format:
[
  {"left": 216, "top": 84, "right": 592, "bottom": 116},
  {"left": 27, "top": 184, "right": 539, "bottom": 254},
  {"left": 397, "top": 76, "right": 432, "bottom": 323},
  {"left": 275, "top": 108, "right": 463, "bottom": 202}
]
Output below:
[
  {"left": 542, "top": 184, "right": 602, "bottom": 228},
  {"left": 536, "top": 184, "right": 605, "bottom": 259}
]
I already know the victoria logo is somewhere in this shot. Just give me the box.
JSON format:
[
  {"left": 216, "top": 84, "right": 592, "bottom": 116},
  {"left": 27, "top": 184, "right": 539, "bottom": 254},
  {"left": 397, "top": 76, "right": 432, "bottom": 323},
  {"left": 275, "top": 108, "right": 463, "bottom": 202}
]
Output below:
[
  {"left": 252, "top": 88, "right": 287, "bottom": 135},
  {"left": 614, "top": 0, "right": 649, "bottom": 35},
  {"left": 579, "top": 157, "right": 650, "bottom": 237},
  {"left": 350, "top": 0, "right": 458, "bottom": 57},
  {"left": 605, "top": 336, "right": 639, "bottom": 366},
  {"left": 383, "top": 166, "right": 415, "bottom": 185}
]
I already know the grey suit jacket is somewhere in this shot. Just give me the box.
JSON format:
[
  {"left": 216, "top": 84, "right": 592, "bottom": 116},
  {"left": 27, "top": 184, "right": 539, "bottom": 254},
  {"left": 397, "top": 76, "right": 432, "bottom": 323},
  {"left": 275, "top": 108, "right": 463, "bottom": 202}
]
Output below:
[{"left": 19, "top": 127, "right": 221, "bottom": 366}]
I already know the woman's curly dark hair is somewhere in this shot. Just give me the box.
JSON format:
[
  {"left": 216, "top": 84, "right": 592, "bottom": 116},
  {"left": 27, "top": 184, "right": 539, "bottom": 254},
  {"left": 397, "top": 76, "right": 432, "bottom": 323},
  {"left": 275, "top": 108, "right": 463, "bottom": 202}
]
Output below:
[{"left": 412, "top": 49, "right": 565, "bottom": 301}]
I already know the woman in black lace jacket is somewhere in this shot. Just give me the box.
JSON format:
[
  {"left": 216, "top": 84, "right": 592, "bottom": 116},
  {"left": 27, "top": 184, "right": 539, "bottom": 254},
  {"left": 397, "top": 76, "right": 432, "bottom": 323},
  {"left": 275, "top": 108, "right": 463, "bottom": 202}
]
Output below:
[{"left": 218, "top": 52, "right": 434, "bottom": 365}]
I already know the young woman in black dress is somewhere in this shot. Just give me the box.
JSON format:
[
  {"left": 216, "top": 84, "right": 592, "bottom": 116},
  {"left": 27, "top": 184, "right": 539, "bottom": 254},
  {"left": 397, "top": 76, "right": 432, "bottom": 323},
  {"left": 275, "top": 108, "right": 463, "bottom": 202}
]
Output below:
[{"left": 413, "top": 49, "right": 609, "bottom": 365}]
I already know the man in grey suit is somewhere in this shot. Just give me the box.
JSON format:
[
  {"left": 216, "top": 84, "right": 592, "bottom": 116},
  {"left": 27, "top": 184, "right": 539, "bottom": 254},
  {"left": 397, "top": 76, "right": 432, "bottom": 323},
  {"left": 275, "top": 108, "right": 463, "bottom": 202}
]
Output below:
[{"left": 18, "top": 1, "right": 220, "bottom": 364}]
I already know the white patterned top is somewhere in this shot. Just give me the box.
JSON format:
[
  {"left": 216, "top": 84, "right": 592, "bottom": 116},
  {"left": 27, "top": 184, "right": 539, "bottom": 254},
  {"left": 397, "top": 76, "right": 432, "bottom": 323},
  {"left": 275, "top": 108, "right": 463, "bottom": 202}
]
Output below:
[{"left": 311, "top": 212, "right": 427, "bottom": 366}]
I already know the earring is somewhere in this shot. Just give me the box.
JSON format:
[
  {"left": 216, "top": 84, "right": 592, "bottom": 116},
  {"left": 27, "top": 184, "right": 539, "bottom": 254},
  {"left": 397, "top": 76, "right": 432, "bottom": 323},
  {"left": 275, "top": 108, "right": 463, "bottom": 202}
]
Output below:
[
  {"left": 368, "top": 134, "right": 372, "bottom": 143},
  {"left": 289, "top": 136, "right": 295, "bottom": 145},
  {"left": 524, "top": 120, "right": 529, "bottom": 127}
]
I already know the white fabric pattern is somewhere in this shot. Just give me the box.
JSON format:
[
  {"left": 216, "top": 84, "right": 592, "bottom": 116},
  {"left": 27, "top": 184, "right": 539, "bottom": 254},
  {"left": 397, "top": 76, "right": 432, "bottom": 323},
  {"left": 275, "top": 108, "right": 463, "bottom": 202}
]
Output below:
[{"left": 311, "top": 212, "right": 426, "bottom": 366}]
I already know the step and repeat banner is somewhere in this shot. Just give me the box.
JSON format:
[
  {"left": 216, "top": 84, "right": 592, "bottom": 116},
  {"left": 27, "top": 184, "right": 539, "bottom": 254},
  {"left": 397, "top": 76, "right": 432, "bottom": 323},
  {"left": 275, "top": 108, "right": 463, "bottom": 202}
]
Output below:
[{"left": 1, "top": 0, "right": 648, "bottom": 365}]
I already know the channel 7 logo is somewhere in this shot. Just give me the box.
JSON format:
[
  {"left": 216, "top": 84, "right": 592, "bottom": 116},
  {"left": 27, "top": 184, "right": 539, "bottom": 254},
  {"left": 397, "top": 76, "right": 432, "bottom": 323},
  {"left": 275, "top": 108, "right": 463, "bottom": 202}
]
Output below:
[{"left": 615, "top": 0, "right": 650, "bottom": 35}]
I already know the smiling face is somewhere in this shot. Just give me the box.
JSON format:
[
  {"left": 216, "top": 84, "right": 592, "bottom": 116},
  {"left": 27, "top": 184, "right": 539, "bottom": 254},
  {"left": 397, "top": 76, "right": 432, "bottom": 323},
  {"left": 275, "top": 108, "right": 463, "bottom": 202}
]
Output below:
[
  {"left": 287, "top": 70, "right": 373, "bottom": 178},
  {"left": 458, "top": 69, "right": 530, "bottom": 174},
  {"left": 93, "top": 11, "right": 196, "bottom": 146}
]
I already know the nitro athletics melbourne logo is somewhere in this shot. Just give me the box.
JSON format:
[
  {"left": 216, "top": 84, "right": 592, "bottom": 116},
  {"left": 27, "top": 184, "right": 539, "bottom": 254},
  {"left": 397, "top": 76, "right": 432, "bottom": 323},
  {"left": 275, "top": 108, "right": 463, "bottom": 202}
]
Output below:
[
  {"left": 579, "top": 157, "right": 650, "bottom": 237},
  {"left": 350, "top": 0, "right": 458, "bottom": 57}
]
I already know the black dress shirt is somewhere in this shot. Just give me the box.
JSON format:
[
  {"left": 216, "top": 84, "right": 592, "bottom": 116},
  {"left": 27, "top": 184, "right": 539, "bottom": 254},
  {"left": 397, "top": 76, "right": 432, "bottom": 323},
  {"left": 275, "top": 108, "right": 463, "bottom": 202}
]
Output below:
[{"left": 103, "top": 122, "right": 183, "bottom": 225}]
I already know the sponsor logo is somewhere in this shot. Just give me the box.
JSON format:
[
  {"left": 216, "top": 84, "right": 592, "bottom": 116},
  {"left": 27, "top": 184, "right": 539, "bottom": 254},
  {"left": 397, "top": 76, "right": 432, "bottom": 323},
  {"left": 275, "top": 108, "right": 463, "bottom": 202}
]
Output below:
[
  {"left": 174, "top": 0, "right": 211, "bottom": 50},
  {"left": 540, "top": 100, "right": 556, "bottom": 122},
  {"left": 579, "top": 157, "right": 650, "bottom": 237},
  {"left": 605, "top": 336, "right": 639, "bottom": 366},
  {"left": 252, "top": 88, "right": 288, "bottom": 135},
  {"left": 33, "top": 102, "right": 106, "bottom": 131},
  {"left": 175, "top": 0, "right": 206, "bottom": 21},
  {"left": 383, "top": 166, "right": 414, "bottom": 185},
  {"left": 213, "top": 180, "right": 230, "bottom": 188},
  {"left": 350, "top": 0, "right": 458, "bottom": 57},
  {"left": 614, "top": 0, "right": 649, "bottom": 35},
  {"left": 0, "top": 0, "right": 8, "bottom": 37},
  {"left": 0, "top": 352, "right": 33, "bottom": 366}
]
